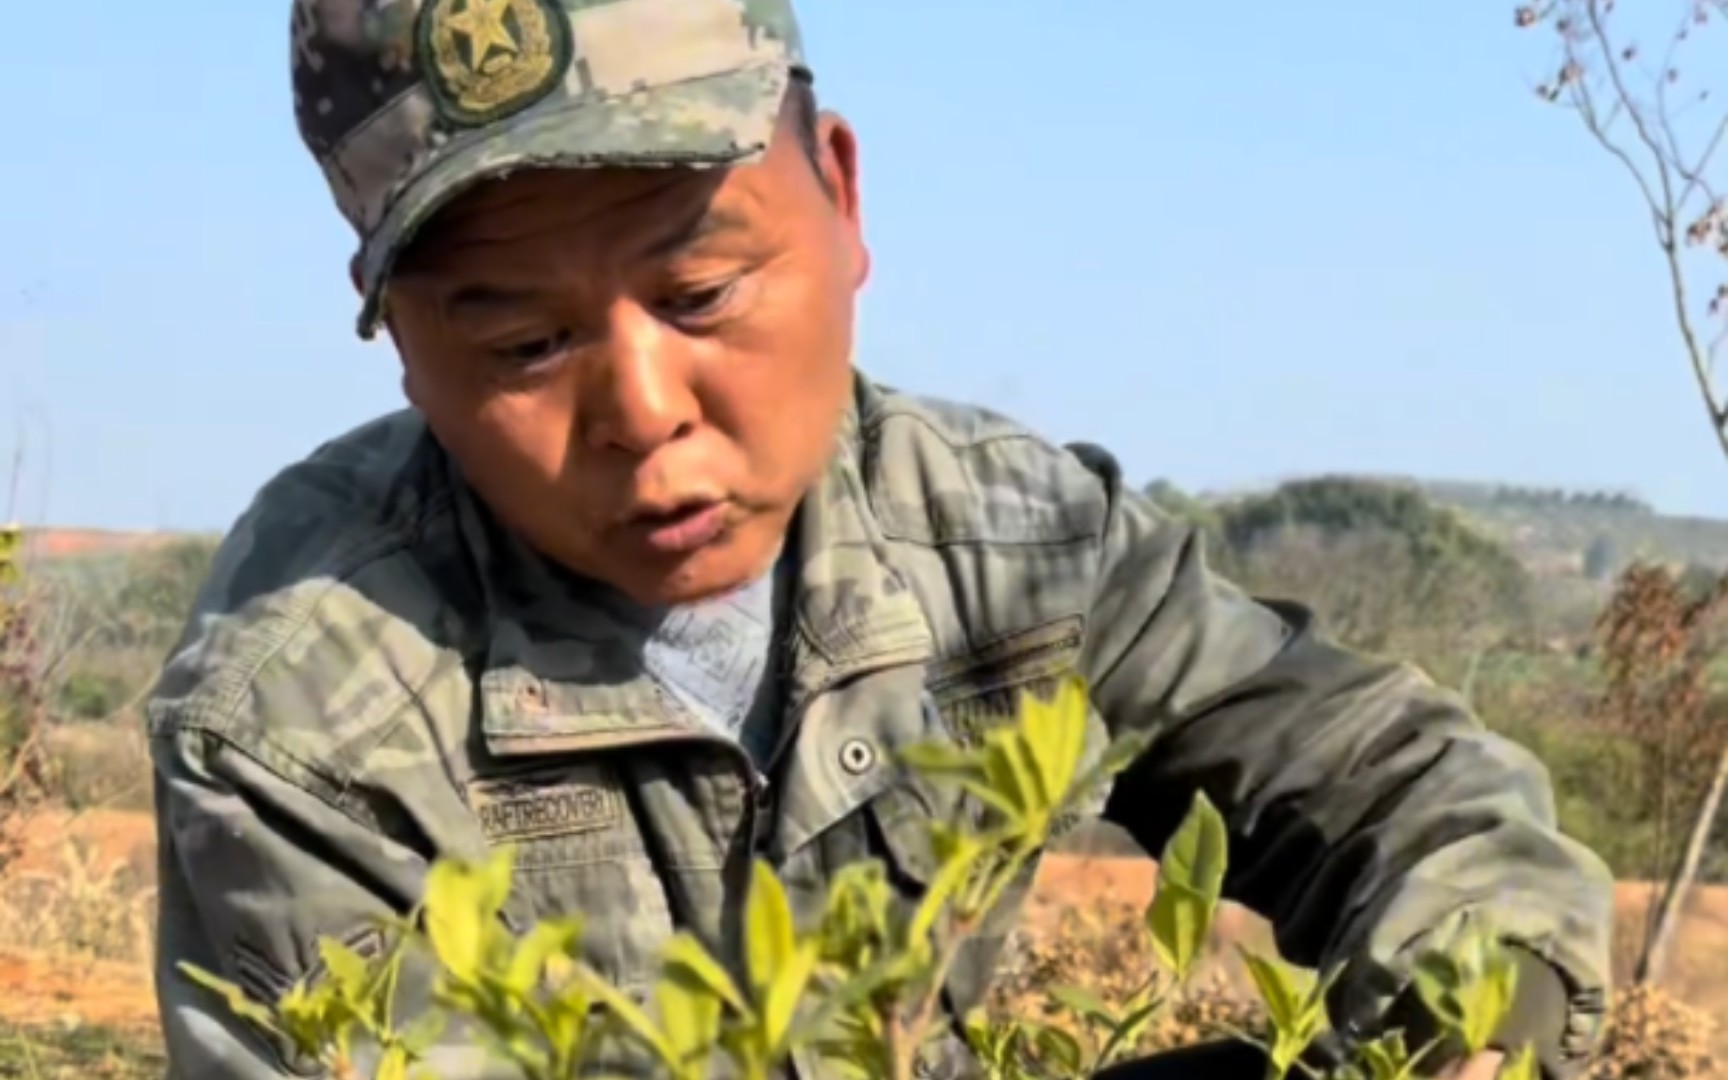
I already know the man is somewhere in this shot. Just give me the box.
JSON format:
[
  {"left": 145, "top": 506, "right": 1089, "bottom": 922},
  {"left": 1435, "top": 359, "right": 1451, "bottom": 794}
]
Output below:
[{"left": 146, "top": 0, "right": 1613, "bottom": 1077}]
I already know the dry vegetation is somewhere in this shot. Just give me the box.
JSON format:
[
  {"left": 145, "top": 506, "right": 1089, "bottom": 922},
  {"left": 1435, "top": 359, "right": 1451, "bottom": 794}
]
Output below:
[{"left": 3, "top": 482, "right": 1728, "bottom": 1076}]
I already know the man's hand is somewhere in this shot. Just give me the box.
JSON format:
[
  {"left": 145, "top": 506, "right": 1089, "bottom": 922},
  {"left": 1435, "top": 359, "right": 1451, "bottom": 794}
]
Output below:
[{"left": 1440, "top": 1051, "right": 1505, "bottom": 1079}]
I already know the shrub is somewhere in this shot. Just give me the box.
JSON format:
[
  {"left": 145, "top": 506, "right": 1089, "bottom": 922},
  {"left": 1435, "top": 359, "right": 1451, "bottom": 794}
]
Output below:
[
  {"left": 181, "top": 677, "right": 1544, "bottom": 1080},
  {"left": 0, "top": 524, "right": 52, "bottom": 828}
]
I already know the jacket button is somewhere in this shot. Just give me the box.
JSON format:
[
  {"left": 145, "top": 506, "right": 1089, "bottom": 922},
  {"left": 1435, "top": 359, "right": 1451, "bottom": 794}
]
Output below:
[{"left": 839, "top": 738, "right": 876, "bottom": 775}]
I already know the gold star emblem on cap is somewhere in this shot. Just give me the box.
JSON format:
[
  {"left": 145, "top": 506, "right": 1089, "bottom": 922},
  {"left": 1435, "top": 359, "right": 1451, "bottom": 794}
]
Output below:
[
  {"left": 444, "top": 0, "right": 519, "bottom": 72},
  {"left": 418, "top": 0, "right": 571, "bottom": 127}
]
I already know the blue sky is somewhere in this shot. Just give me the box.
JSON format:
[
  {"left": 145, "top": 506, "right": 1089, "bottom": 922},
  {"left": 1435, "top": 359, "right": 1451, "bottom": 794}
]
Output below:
[{"left": 2, "top": 2, "right": 1723, "bottom": 531}]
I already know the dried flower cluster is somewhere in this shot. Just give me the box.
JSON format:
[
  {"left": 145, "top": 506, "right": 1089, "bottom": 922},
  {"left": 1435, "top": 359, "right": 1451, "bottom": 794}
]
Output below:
[
  {"left": 987, "top": 899, "right": 1269, "bottom": 1057},
  {"left": 1586, "top": 984, "right": 1719, "bottom": 1079}
]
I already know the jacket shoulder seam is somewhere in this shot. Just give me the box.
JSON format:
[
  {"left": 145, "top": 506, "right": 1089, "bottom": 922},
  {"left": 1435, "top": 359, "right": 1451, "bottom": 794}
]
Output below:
[{"left": 148, "top": 490, "right": 457, "bottom": 741}]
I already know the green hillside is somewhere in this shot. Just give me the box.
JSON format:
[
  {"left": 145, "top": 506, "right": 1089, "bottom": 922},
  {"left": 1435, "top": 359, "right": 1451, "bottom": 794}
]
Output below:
[{"left": 1180, "top": 474, "right": 1728, "bottom": 581}]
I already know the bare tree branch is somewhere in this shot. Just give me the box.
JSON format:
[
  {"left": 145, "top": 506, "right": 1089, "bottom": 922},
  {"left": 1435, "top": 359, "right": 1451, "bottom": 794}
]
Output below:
[{"left": 1521, "top": 0, "right": 1728, "bottom": 985}]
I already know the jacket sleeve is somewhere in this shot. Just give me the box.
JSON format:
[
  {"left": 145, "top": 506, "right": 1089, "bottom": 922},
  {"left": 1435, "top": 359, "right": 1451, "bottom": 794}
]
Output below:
[
  {"left": 1070, "top": 447, "right": 1613, "bottom": 1078},
  {"left": 150, "top": 725, "right": 508, "bottom": 1080}
]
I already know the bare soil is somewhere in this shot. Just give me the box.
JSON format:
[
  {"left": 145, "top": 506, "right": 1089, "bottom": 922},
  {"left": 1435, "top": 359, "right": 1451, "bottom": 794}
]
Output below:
[{"left": 21, "top": 529, "right": 175, "bottom": 561}]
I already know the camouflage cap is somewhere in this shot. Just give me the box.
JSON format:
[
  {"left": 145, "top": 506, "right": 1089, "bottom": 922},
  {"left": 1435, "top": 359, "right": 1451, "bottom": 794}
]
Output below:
[{"left": 290, "top": 0, "right": 808, "bottom": 339}]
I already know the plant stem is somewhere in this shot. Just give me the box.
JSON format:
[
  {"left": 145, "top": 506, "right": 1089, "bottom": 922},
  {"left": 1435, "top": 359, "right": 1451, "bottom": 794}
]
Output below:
[{"left": 883, "top": 1001, "right": 914, "bottom": 1080}]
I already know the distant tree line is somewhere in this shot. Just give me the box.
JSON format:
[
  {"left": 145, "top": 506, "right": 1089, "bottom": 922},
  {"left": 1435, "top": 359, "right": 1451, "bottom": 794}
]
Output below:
[{"left": 1485, "top": 485, "right": 1653, "bottom": 514}]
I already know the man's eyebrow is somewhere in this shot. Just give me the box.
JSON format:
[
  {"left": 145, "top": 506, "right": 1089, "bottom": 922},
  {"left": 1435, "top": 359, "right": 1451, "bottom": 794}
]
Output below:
[
  {"left": 444, "top": 283, "right": 540, "bottom": 318},
  {"left": 640, "top": 204, "right": 753, "bottom": 261},
  {"left": 426, "top": 204, "right": 756, "bottom": 315}
]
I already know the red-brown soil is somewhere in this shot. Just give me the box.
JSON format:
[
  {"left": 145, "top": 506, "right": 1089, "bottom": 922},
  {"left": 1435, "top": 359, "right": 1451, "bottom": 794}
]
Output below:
[{"left": 19, "top": 529, "right": 176, "bottom": 561}]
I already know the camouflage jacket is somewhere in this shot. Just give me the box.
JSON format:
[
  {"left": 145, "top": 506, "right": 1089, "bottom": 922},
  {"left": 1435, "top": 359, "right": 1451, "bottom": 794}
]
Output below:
[{"left": 147, "top": 374, "right": 1613, "bottom": 1079}]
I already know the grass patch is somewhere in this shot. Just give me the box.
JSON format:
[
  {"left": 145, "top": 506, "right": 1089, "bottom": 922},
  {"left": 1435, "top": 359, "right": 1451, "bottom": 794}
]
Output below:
[
  {"left": 0, "top": 832, "right": 156, "bottom": 966},
  {"left": 0, "top": 1021, "right": 163, "bottom": 1079}
]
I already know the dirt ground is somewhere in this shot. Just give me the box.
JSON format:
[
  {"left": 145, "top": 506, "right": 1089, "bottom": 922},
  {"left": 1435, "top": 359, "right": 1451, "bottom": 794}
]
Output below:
[
  {"left": 22, "top": 528, "right": 175, "bottom": 561},
  {"left": 3, "top": 807, "right": 156, "bottom": 879},
  {"left": 0, "top": 811, "right": 1723, "bottom": 1050},
  {"left": 1029, "top": 855, "right": 1728, "bottom": 1019}
]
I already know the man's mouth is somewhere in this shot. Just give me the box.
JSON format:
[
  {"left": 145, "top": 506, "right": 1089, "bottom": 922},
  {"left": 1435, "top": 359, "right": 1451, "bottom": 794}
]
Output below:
[{"left": 620, "top": 498, "right": 730, "bottom": 555}]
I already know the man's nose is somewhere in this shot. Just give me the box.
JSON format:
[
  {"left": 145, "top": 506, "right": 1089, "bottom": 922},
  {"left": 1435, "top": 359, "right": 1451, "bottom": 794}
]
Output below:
[{"left": 581, "top": 303, "right": 700, "bottom": 455}]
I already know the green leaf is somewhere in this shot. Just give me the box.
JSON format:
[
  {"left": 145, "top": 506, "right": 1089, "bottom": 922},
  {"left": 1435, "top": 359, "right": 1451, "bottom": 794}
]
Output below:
[
  {"left": 655, "top": 966, "right": 723, "bottom": 1077},
  {"left": 1410, "top": 950, "right": 1466, "bottom": 1030},
  {"left": 398, "top": 1009, "right": 449, "bottom": 1057},
  {"left": 505, "top": 917, "right": 584, "bottom": 996},
  {"left": 745, "top": 860, "right": 796, "bottom": 997},
  {"left": 810, "top": 1035, "right": 883, "bottom": 1080},
  {"left": 660, "top": 932, "right": 748, "bottom": 1015},
  {"left": 541, "top": 984, "right": 595, "bottom": 1065},
  {"left": 273, "top": 986, "right": 329, "bottom": 1052},
  {"left": 316, "top": 939, "right": 374, "bottom": 999},
  {"left": 1049, "top": 986, "right": 1115, "bottom": 1030},
  {"left": 1157, "top": 790, "right": 1228, "bottom": 904},
  {"left": 1145, "top": 793, "right": 1227, "bottom": 985},
  {"left": 1500, "top": 1044, "right": 1540, "bottom": 1080},
  {"left": 1354, "top": 1031, "right": 1417, "bottom": 1080},
  {"left": 1238, "top": 949, "right": 1303, "bottom": 1032},
  {"left": 908, "top": 830, "right": 984, "bottom": 946},
  {"left": 376, "top": 1044, "right": 411, "bottom": 1080},
  {"left": 791, "top": 955, "right": 902, "bottom": 1044},
  {"left": 1021, "top": 676, "right": 1090, "bottom": 814},
  {"left": 422, "top": 850, "right": 515, "bottom": 982},
  {"left": 1145, "top": 879, "right": 1212, "bottom": 983},
  {"left": 981, "top": 736, "right": 1034, "bottom": 821},
  {"left": 1458, "top": 951, "right": 1519, "bottom": 1053},
  {"left": 955, "top": 777, "right": 1036, "bottom": 824},
  {"left": 178, "top": 963, "right": 283, "bottom": 1035},
  {"left": 898, "top": 742, "right": 986, "bottom": 781},
  {"left": 1012, "top": 726, "right": 1063, "bottom": 815},
  {"left": 1098, "top": 995, "right": 1167, "bottom": 1068},
  {"left": 1070, "top": 731, "right": 1153, "bottom": 800},
  {"left": 818, "top": 861, "right": 893, "bottom": 967},
  {"left": 761, "top": 939, "right": 819, "bottom": 1057},
  {"left": 0, "top": 525, "right": 20, "bottom": 585},
  {"left": 583, "top": 974, "right": 677, "bottom": 1068},
  {"left": 1409, "top": 927, "right": 1521, "bottom": 1053},
  {"left": 962, "top": 1009, "right": 1039, "bottom": 1075},
  {"left": 1239, "top": 947, "right": 1332, "bottom": 1075},
  {"left": 1032, "top": 1023, "right": 1085, "bottom": 1079}
]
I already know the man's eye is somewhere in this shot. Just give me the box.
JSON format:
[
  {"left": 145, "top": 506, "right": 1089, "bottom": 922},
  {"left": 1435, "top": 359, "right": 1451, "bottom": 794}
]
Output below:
[
  {"left": 490, "top": 329, "right": 572, "bottom": 366},
  {"left": 658, "top": 280, "right": 737, "bottom": 320}
]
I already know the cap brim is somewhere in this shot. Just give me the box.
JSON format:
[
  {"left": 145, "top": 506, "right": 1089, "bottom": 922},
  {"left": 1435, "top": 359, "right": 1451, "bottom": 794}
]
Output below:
[{"left": 354, "top": 62, "right": 791, "bottom": 339}]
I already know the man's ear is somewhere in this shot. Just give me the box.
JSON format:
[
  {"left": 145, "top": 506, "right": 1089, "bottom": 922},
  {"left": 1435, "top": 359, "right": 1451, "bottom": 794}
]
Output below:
[{"left": 817, "top": 111, "right": 871, "bottom": 290}]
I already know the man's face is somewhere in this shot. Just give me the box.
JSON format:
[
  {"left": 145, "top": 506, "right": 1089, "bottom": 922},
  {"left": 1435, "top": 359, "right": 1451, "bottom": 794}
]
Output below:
[{"left": 380, "top": 100, "right": 869, "bottom": 606}]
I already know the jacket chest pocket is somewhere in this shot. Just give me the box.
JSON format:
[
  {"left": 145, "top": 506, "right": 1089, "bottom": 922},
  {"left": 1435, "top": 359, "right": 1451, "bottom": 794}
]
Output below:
[
  {"left": 924, "top": 615, "right": 1110, "bottom": 834},
  {"left": 856, "top": 616, "right": 1107, "bottom": 884},
  {"left": 466, "top": 759, "right": 675, "bottom": 993},
  {"left": 859, "top": 618, "right": 1107, "bottom": 1025}
]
